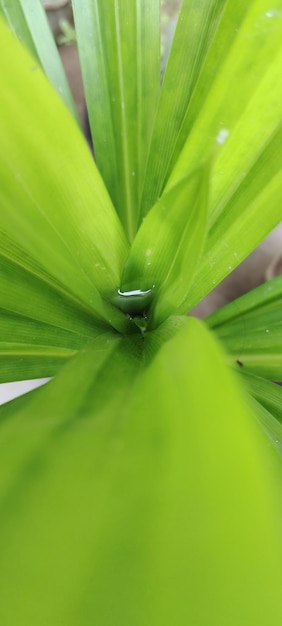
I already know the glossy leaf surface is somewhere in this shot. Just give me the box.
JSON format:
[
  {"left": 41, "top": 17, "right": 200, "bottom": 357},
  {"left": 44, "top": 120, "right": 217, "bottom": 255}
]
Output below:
[{"left": 119, "top": 167, "right": 208, "bottom": 327}]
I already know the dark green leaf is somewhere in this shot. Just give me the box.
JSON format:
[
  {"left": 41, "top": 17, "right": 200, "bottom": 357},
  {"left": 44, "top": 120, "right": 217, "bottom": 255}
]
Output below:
[{"left": 72, "top": 0, "right": 160, "bottom": 240}]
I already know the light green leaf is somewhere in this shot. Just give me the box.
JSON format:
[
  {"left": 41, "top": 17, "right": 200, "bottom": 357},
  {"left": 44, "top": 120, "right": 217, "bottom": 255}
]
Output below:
[
  {"left": 0, "top": 319, "right": 281, "bottom": 624},
  {"left": 0, "top": 20, "right": 130, "bottom": 331},
  {"left": 238, "top": 370, "right": 282, "bottom": 456},
  {"left": 140, "top": 0, "right": 225, "bottom": 218},
  {"left": 0, "top": 236, "right": 116, "bottom": 381},
  {"left": 187, "top": 122, "right": 282, "bottom": 308},
  {"left": 0, "top": 251, "right": 109, "bottom": 337},
  {"left": 207, "top": 276, "right": 282, "bottom": 379},
  {"left": 155, "top": 0, "right": 282, "bottom": 307},
  {"left": 118, "top": 167, "right": 209, "bottom": 328},
  {"left": 0, "top": 0, "right": 78, "bottom": 120},
  {"left": 72, "top": 0, "right": 160, "bottom": 240},
  {"left": 240, "top": 370, "right": 282, "bottom": 423},
  {"left": 0, "top": 306, "right": 101, "bottom": 382},
  {"left": 0, "top": 345, "right": 74, "bottom": 383}
]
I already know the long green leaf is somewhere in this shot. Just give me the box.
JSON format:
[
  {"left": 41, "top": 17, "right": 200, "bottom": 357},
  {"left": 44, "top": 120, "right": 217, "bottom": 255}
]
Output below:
[
  {"left": 0, "top": 319, "right": 281, "bottom": 624},
  {"left": 0, "top": 252, "right": 108, "bottom": 334},
  {"left": 0, "top": 19, "right": 130, "bottom": 331},
  {"left": 118, "top": 166, "right": 209, "bottom": 328},
  {"left": 237, "top": 371, "right": 282, "bottom": 456},
  {"left": 141, "top": 0, "right": 225, "bottom": 217},
  {"left": 207, "top": 275, "right": 282, "bottom": 379},
  {"left": 0, "top": 306, "right": 101, "bottom": 382},
  {"left": 163, "top": 0, "right": 282, "bottom": 306},
  {"left": 251, "top": 397, "right": 282, "bottom": 458},
  {"left": 240, "top": 370, "right": 282, "bottom": 422},
  {"left": 0, "top": 0, "right": 78, "bottom": 120},
  {"left": 0, "top": 346, "right": 75, "bottom": 384},
  {"left": 72, "top": 0, "right": 160, "bottom": 240}
]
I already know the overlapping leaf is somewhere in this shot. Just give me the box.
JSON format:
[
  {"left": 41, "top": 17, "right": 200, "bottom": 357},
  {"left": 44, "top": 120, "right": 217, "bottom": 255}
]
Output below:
[
  {"left": 140, "top": 0, "right": 282, "bottom": 309},
  {"left": 0, "top": 319, "right": 281, "bottom": 624},
  {"left": 238, "top": 370, "right": 282, "bottom": 456},
  {"left": 72, "top": 0, "right": 160, "bottom": 240},
  {"left": 0, "top": 19, "right": 130, "bottom": 332},
  {"left": 207, "top": 275, "right": 282, "bottom": 380},
  {"left": 140, "top": 0, "right": 225, "bottom": 217},
  {"left": 0, "top": 0, "right": 77, "bottom": 120},
  {"left": 0, "top": 226, "right": 114, "bottom": 382},
  {"left": 119, "top": 166, "right": 209, "bottom": 328}
]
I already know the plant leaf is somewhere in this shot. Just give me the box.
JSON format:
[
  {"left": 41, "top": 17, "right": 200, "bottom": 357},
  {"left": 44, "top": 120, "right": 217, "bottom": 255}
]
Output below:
[
  {"left": 0, "top": 344, "right": 75, "bottom": 384},
  {"left": 166, "top": 0, "right": 282, "bottom": 306},
  {"left": 207, "top": 275, "right": 282, "bottom": 379},
  {"left": 0, "top": 306, "right": 102, "bottom": 382},
  {"left": 240, "top": 370, "right": 282, "bottom": 422},
  {"left": 118, "top": 166, "right": 209, "bottom": 328},
  {"left": 140, "top": 0, "right": 225, "bottom": 218},
  {"left": 72, "top": 0, "right": 160, "bottom": 240},
  {"left": 0, "top": 20, "right": 130, "bottom": 331},
  {"left": 0, "top": 319, "right": 281, "bottom": 624},
  {"left": 0, "top": 251, "right": 109, "bottom": 336},
  {"left": 139, "top": 0, "right": 282, "bottom": 305},
  {"left": 0, "top": 0, "right": 78, "bottom": 121},
  {"left": 237, "top": 370, "right": 282, "bottom": 456}
]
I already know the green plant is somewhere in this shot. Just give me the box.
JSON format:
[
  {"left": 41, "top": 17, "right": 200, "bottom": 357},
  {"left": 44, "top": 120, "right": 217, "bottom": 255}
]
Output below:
[{"left": 1, "top": 0, "right": 282, "bottom": 623}]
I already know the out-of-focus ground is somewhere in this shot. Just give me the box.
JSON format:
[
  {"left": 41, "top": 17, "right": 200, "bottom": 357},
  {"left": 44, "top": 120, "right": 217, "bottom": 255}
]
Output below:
[{"left": 1, "top": 0, "right": 281, "bottom": 404}]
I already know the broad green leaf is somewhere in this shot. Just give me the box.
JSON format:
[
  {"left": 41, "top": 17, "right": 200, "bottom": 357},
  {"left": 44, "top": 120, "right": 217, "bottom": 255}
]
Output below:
[
  {"left": 0, "top": 0, "right": 78, "bottom": 120},
  {"left": 0, "top": 20, "right": 130, "bottom": 331},
  {"left": 0, "top": 319, "right": 281, "bottom": 624},
  {"left": 72, "top": 0, "right": 160, "bottom": 240},
  {"left": 207, "top": 276, "right": 282, "bottom": 379},
  {"left": 118, "top": 167, "right": 208, "bottom": 328},
  {"left": 140, "top": 0, "right": 225, "bottom": 218}
]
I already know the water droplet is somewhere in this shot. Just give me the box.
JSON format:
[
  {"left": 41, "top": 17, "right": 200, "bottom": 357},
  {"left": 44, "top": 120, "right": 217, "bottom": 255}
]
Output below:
[
  {"left": 113, "top": 287, "right": 155, "bottom": 316},
  {"left": 146, "top": 249, "right": 151, "bottom": 256},
  {"left": 132, "top": 171, "right": 135, "bottom": 176},
  {"left": 216, "top": 128, "right": 230, "bottom": 145},
  {"left": 228, "top": 265, "right": 232, "bottom": 270},
  {"left": 265, "top": 329, "right": 270, "bottom": 333}
]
